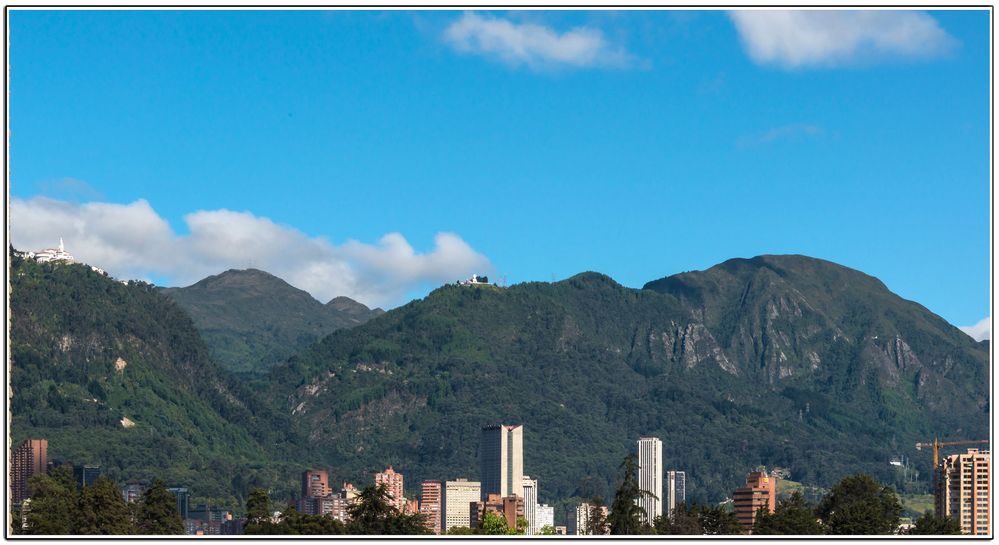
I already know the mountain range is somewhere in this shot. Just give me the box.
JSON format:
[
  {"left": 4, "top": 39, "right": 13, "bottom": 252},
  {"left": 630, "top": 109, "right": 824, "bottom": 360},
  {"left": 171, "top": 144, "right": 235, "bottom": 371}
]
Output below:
[
  {"left": 8, "top": 251, "right": 989, "bottom": 513},
  {"left": 160, "top": 269, "right": 382, "bottom": 379}
]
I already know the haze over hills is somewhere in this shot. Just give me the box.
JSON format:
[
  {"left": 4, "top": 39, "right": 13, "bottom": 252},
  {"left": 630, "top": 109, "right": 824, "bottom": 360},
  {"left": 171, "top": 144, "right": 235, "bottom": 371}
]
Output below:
[
  {"left": 160, "top": 269, "right": 383, "bottom": 379},
  {"left": 9, "top": 250, "right": 989, "bottom": 512}
]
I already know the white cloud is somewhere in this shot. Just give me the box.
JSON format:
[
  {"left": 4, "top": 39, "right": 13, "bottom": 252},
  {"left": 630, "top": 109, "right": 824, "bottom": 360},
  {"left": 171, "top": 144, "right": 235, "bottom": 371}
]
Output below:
[
  {"left": 443, "top": 12, "right": 633, "bottom": 70},
  {"left": 10, "top": 196, "right": 493, "bottom": 309},
  {"left": 959, "top": 317, "right": 990, "bottom": 342},
  {"left": 728, "top": 10, "right": 955, "bottom": 69}
]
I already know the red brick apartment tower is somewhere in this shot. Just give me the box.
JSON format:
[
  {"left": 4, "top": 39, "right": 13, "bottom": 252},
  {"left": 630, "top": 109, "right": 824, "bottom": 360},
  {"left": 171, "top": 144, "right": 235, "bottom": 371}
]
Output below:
[
  {"left": 732, "top": 470, "right": 777, "bottom": 533},
  {"left": 11, "top": 439, "right": 47, "bottom": 504},
  {"left": 375, "top": 466, "right": 406, "bottom": 512},
  {"left": 937, "top": 449, "right": 991, "bottom": 535},
  {"left": 301, "top": 469, "right": 330, "bottom": 498},
  {"left": 420, "top": 480, "right": 443, "bottom": 534}
]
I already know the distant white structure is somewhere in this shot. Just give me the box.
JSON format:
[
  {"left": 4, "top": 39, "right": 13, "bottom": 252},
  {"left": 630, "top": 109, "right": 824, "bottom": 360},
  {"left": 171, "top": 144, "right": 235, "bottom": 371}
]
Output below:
[
  {"left": 32, "top": 238, "right": 75, "bottom": 263},
  {"left": 637, "top": 437, "right": 663, "bottom": 524},
  {"left": 536, "top": 504, "right": 554, "bottom": 532},
  {"left": 522, "top": 476, "right": 538, "bottom": 535},
  {"left": 458, "top": 274, "right": 490, "bottom": 286}
]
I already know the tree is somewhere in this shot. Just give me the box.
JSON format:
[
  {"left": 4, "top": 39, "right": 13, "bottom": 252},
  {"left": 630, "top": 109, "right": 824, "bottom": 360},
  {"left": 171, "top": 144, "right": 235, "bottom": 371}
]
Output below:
[
  {"left": 513, "top": 515, "right": 529, "bottom": 535},
  {"left": 753, "top": 491, "right": 824, "bottom": 535},
  {"left": 74, "top": 476, "right": 134, "bottom": 535},
  {"left": 694, "top": 503, "right": 743, "bottom": 535},
  {"left": 653, "top": 504, "right": 703, "bottom": 535},
  {"left": 22, "top": 466, "right": 79, "bottom": 535},
  {"left": 816, "top": 474, "right": 902, "bottom": 535},
  {"left": 137, "top": 479, "right": 183, "bottom": 535},
  {"left": 539, "top": 524, "right": 556, "bottom": 535},
  {"left": 446, "top": 525, "right": 479, "bottom": 535},
  {"left": 346, "top": 484, "right": 430, "bottom": 535},
  {"left": 907, "top": 511, "right": 963, "bottom": 535},
  {"left": 608, "top": 454, "right": 653, "bottom": 535},
  {"left": 584, "top": 496, "right": 609, "bottom": 535},
  {"left": 479, "top": 511, "right": 511, "bottom": 535},
  {"left": 244, "top": 488, "right": 285, "bottom": 535}
]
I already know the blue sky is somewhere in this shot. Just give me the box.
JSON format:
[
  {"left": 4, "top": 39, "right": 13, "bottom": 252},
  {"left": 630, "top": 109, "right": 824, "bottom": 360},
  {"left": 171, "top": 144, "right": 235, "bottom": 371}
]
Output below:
[{"left": 8, "top": 9, "right": 991, "bottom": 333}]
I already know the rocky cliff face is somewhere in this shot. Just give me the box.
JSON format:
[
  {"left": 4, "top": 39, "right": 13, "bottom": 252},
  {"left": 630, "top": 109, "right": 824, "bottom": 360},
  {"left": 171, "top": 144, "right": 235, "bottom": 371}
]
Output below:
[{"left": 266, "top": 255, "right": 987, "bottom": 505}]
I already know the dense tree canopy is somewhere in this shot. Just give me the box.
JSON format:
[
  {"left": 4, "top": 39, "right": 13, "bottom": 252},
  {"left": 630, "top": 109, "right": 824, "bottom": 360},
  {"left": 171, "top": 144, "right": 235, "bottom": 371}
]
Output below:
[{"left": 815, "top": 474, "right": 902, "bottom": 535}]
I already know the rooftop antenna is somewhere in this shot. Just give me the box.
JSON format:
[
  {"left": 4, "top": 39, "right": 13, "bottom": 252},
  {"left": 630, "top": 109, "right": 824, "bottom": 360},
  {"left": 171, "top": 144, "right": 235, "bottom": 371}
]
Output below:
[{"left": 59, "top": 237, "right": 64, "bottom": 252}]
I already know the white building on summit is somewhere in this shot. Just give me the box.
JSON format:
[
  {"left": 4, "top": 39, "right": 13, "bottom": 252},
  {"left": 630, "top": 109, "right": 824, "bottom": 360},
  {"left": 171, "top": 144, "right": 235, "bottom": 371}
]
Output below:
[{"left": 31, "top": 238, "right": 75, "bottom": 263}]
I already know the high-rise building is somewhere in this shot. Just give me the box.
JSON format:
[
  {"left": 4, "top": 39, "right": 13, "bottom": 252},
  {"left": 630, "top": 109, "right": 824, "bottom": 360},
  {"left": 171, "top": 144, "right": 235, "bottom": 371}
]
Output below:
[
  {"left": 480, "top": 425, "right": 524, "bottom": 500},
  {"left": 471, "top": 494, "right": 524, "bottom": 531},
  {"left": 522, "top": 476, "right": 538, "bottom": 535},
  {"left": 537, "top": 504, "right": 554, "bottom": 531},
  {"left": 733, "top": 470, "right": 777, "bottom": 533},
  {"left": 936, "top": 449, "right": 991, "bottom": 535},
  {"left": 419, "top": 480, "right": 443, "bottom": 535},
  {"left": 637, "top": 437, "right": 663, "bottom": 524},
  {"left": 11, "top": 439, "right": 48, "bottom": 505},
  {"left": 168, "top": 487, "right": 191, "bottom": 520},
  {"left": 317, "top": 494, "right": 350, "bottom": 523},
  {"left": 665, "top": 470, "right": 686, "bottom": 517},
  {"left": 74, "top": 465, "right": 101, "bottom": 488},
  {"left": 573, "top": 502, "right": 610, "bottom": 535},
  {"left": 302, "top": 469, "right": 330, "bottom": 498},
  {"left": 374, "top": 466, "right": 405, "bottom": 512},
  {"left": 121, "top": 484, "right": 145, "bottom": 503},
  {"left": 444, "top": 478, "right": 481, "bottom": 532}
]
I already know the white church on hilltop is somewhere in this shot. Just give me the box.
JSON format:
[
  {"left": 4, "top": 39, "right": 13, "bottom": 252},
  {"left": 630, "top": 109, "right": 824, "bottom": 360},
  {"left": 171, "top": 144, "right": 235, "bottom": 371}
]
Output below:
[{"left": 29, "top": 238, "right": 75, "bottom": 263}]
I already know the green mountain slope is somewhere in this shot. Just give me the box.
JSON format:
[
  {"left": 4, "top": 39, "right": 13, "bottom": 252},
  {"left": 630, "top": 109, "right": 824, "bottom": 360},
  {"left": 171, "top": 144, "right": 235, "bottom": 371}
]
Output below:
[
  {"left": 160, "top": 269, "right": 382, "bottom": 379},
  {"left": 9, "top": 254, "right": 303, "bottom": 508},
  {"left": 269, "top": 255, "right": 988, "bottom": 505}
]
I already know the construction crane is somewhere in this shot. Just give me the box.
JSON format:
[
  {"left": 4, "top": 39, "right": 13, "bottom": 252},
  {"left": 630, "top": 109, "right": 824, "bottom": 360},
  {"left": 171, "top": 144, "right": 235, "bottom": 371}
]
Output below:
[
  {"left": 915, "top": 438, "right": 990, "bottom": 497},
  {"left": 915, "top": 438, "right": 990, "bottom": 468}
]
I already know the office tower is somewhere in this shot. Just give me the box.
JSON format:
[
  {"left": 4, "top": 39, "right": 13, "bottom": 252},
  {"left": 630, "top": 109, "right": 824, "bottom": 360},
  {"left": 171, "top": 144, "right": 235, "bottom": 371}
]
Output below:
[
  {"left": 471, "top": 494, "right": 524, "bottom": 531},
  {"left": 733, "top": 470, "right": 777, "bottom": 533},
  {"left": 302, "top": 469, "right": 330, "bottom": 498},
  {"left": 167, "top": 487, "right": 191, "bottom": 520},
  {"left": 636, "top": 437, "right": 663, "bottom": 524},
  {"left": 937, "top": 449, "right": 991, "bottom": 535},
  {"left": 11, "top": 439, "right": 48, "bottom": 504},
  {"left": 317, "top": 494, "right": 350, "bottom": 523},
  {"left": 665, "top": 470, "right": 686, "bottom": 517},
  {"left": 522, "top": 476, "right": 538, "bottom": 535},
  {"left": 420, "top": 480, "right": 443, "bottom": 535},
  {"left": 480, "top": 425, "right": 524, "bottom": 500},
  {"left": 444, "top": 478, "right": 481, "bottom": 532},
  {"left": 74, "top": 465, "right": 101, "bottom": 488},
  {"left": 374, "top": 466, "right": 405, "bottom": 512}
]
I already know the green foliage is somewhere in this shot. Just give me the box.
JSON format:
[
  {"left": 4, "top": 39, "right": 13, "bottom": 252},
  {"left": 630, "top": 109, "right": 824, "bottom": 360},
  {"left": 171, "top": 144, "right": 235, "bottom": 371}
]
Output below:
[
  {"left": 137, "top": 479, "right": 183, "bottom": 535},
  {"left": 907, "top": 511, "right": 963, "bottom": 535},
  {"left": 10, "top": 256, "right": 302, "bottom": 509},
  {"left": 479, "top": 511, "right": 512, "bottom": 535},
  {"left": 160, "top": 269, "right": 380, "bottom": 379},
  {"left": 539, "top": 524, "right": 556, "bottom": 535},
  {"left": 583, "top": 496, "right": 609, "bottom": 535},
  {"left": 608, "top": 454, "right": 653, "bottom": 535},
  {"left": 693, "top": 503, "right": 743, "bottom": 535},
  {"left": 446, "top": 525, "right": 479, "bottom": 535},
  {"left": 74, "top": 476, "right": 134, "bottom": 535},
  {"left": 753, "top": 491, "right": 824, "bottom": 535},
  {"left": 653, "top": 504, "right": 703, "bottom": 535},
  {"left": 816, "top": 474, "right": 902, "bottom": 535},
  {"left": 23, "top": 466, "right": 78, "bottom": 535},
  {"left": 344, "top": 484, "right": 431, "bottom": 535}
]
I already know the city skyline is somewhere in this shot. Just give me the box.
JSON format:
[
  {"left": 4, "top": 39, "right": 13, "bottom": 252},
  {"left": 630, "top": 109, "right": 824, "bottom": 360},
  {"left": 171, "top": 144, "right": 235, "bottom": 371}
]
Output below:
[{"left": 6, "top": 9, "right": 990, "bottom": 335}]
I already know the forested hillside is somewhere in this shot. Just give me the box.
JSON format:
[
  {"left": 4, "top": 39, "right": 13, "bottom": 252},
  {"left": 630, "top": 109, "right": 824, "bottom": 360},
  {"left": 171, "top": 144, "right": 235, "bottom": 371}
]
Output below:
[{"left": 9, "top": 254, "right": 305, "bottom": 509}]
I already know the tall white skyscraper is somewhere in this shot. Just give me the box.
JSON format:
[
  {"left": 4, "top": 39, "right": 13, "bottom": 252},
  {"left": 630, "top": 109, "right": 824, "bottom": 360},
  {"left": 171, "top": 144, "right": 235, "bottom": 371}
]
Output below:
[
  {"left": 443, "top": 478, "right": 481, "bottom": 532},
  {"left": 666, "top": 470, "right": 686, "bottom": 517},
  {"left": 522, "top": 476, "right": 539, "bottom": 535},
  {"left": 480, "top": 424, "right": 524, "bottom": 500},
  {"left": 537, "top": 504, "right": 554, "bottom": 531},
  {"left": 637, "top": 436, "right": 663, "bottom": 524}
]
